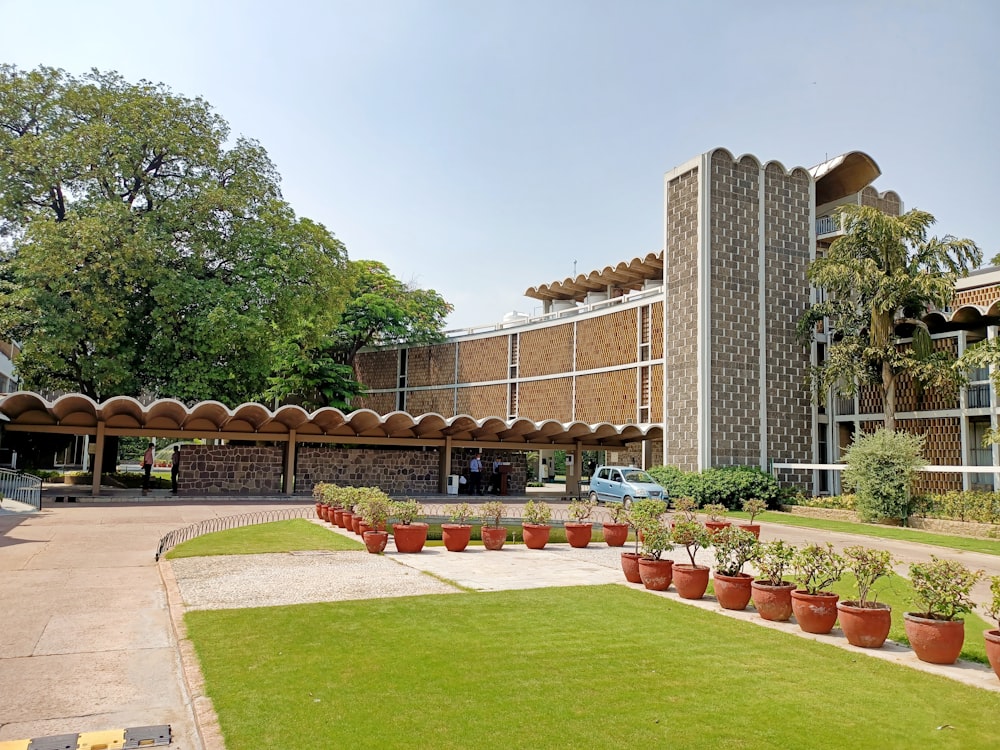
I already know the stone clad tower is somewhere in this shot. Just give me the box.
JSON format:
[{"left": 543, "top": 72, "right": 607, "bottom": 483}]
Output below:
[{"left": 663, "top": 148, "right": 813, "bottom": 473}]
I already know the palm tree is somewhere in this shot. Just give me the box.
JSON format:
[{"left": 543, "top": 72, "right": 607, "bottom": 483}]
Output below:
[{"left": 798, "top": 205, "right": 981, "bottom": 431}]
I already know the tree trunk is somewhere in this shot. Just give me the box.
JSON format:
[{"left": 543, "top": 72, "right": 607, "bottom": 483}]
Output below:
[{"left": 882, "top": 360, "right": 896, "bottom": 432}]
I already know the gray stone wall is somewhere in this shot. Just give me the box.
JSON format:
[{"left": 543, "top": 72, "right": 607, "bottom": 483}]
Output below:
[
  {"left": 709, "top": 151, "right": 762, "bottom": 467},
  {"left": 664, "top": 165, "right": 701, "bottom": 471},
  {"left": 177, "top": 445, "right": 284, "bottom": 495},
  {"left": 763, "top": 162, "right": 813, "bottom": 466},
  {"left": 297, "top": 446, "right": 441, "bottom": 495}
]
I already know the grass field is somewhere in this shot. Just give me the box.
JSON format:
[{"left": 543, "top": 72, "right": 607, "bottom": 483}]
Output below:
[
  {"left": 165, "top": 518, "right": 364, "bottom": 558},
  {"left": 185, "top": 585, "right": 1000, "bottom": 749}
]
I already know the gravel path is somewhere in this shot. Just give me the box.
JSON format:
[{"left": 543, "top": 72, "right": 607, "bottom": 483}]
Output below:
[{"left": 170, "top": 551, "right": 459, "bottom": 610}]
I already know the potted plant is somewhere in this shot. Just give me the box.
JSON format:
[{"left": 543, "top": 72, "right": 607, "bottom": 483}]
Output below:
[
  {"left": 637, "top": 519, "right": 675, "bottom": 591},
  {"left": 565, "top": 498, "right": 595, "bottom": 548},
  {"left": 480, "top": 501, "right": 508, "bottom": 551},
  {"left": 904, "top": 556, "right": 983, "bottom": 664},
  {"left": 740, "top": 498, "right": 767, "bottom": 539},
  {"left": 702, "top": 503, "right": 730, "bottom": 536},
  {"left": 621, "top": 499, "right": 667, "bottom": 583},
  {"left": 711, "top": 525, "right": 759, "bottom": 611},
  {"left": 984, "top": 575, "right": 1000, "bottom": 680},
  {"left": 751, "top": 539, "right": 796, "bottom": 621},
  {"left": 522, "top": 500, "right": 552, "bottom": 549},
  {"left": 312, "top": 482, "right": 328, "bottom": 519},
  {"left": 790, "top": 543, "right": 845, "bottom": 634},
  {"left": 442, "top": 502, "right": 474, "bottom": 552},
  {"left": 390, "top": 498, "right": 427, "bottom": 553},
  {"left": 837, "top": 545, "right": 896, "bottom": 648},
  {"left": 672, "top": 497, "right": 698, "bottom": 526},
  {"left": 356, "top": 488, "right": 392, "bottom": 554},
  {"left": 601, "top": 501, "right": 630, "bottom": 547},
  {"left": 670, "top": 520, "right": 712, "bottom": 599}
]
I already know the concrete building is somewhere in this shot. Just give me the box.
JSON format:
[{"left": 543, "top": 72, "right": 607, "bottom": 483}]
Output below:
[{"left": 354, "top": 147, "right": 1000, "bottom": 495}]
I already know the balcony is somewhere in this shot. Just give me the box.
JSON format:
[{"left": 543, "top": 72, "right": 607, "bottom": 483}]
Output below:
[
  {"left": 816, "top": 214, "right": 843, "bottom": 240},
  {"left": 967, "top": 383, "right": 992, "bottom": 409}
]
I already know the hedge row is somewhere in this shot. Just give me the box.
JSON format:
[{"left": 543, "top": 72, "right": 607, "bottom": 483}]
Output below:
[
  {"left": 646, "top": 465, "right": 781, "bottom": 511},
  {"left": 788, "top": 491, "right": 1000, "bottom": 525}
]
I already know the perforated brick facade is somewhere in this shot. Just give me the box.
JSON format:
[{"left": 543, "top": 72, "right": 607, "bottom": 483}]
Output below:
[
  {"left": 406, "top": 343, "right": 457, "bottom": 387},
  {"left": 576, "top": 309, "right": 638, "bottom": 370},
  {"left": 575, "top": 369, "right": 638, "bottom": 424},
  {"left": 458, "top": 337, "right": 509, "bottom": 382},
  {"left": 518, "top": 377, "right": 573, "bottom": 422},
  {"left": 520, "top": 324, "right": 573, "bottom": 377}
]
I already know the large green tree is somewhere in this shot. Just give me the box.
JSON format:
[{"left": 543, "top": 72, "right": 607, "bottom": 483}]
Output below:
[
  {"left": 264, "top": 260, "right": 453, "bottom": 410},
  {"left": 798, "top": 205, "right": 981, "bottom": 431},
  {"left": 0, "top": 64, "right": 349, "bottom": 403}
]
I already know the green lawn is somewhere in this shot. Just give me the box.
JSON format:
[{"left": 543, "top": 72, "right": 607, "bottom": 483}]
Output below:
[
  {"left": 728, "top": 510, "right": 1000, "bottom": 556},
  {"left": 165, "top": 518, "right": 364, "bottom": 558},
  {"left": 185, "top": 585, "right": 1000, "bottom": 749}
]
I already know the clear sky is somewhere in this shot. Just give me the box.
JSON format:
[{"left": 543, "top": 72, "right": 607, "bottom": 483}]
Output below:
[{"left": 3, "top": 0, "right": 997, "bottom": 329}]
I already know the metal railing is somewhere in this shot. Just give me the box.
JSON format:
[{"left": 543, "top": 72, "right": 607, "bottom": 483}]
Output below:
[
  {"left": 0, "top": 468, "right": 42, "bottom": 511},
  {"left": 816, "top": 215, "right": 841, "bottom": 236},
  {"left": 155, "top": 506, "right": 317, "bottom": 560}
]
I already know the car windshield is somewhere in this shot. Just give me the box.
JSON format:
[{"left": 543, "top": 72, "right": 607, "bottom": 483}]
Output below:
[{"left": 622, "top": 470, "right": 655, "bottom": 484}]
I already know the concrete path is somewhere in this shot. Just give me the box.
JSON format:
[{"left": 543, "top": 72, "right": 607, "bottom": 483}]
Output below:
[{"left": 1, "top": 498, "right": 999, "bottom": 748}]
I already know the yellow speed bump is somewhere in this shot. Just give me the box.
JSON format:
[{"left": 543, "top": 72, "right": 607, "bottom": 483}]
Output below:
[
  {"left": 77, "top": 730, "right": 126, "bottom": 749},
  {"left": 0, "top": 740, "right": 30, "bottom": 750}
]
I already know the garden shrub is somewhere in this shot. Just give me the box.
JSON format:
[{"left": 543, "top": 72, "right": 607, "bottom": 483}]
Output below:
[
  {"left": 647, "top": 465, "right": 780, "bottom": 510},
  {"left": 841, "top": 429, "right": 925, "bottom": 525},
  {"left": 918, "top": 491, "right": 1000, "bottom": 524}
]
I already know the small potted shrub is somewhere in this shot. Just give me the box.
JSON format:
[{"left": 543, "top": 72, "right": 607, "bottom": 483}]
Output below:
[
  {"left": 904, "top": 556, "right": 983, "bottom": 664},
  {"left": 565, "top": 498, "right": 595, "bottom": 548},
  {"left": 356, "top": 488, "right": 392, "bottom": 554},
  {"left": 740, "top": 498, "right": 767, "bottom": 538},
  {"left": 711, "top": 525, "right": 759, "bottom": 611},
  {"left": 672, "top": 497, "right": 697, "bottom": 525},
  {"left": 390, "top": 499, "right": 427, "bottom": 553},
  {"left": 637, "top": 519, "right": 675, "bottom": 591},
  {"left": 601, "top": 502, "right": 630, "bottom": 547},
  {"left": 442, "top": 502, "right": 474, "bottom": 552},
  {"left": 312, "top": 482, "right": 328, "bottom": 519},
  {"left": 751, "top": 539, "right": 797, "bottom": 621},
  {"left": 790, "top": 543, "right": 845, "bottom": 634},
  {"left": 621, "top": 499, "right": 667, "bottom": 583},
  {"left": 670, "top": 520, "right": 712, "bottom": 599},
  {"left": 837, "top": 545, "right": 896, "bottom": 648},
  {"left": 480, "top": 501, "right": 508, "bottom": 551},
  {"left": 984, "top": 575, "right": 1000, "bottom": 680},
  {"left": 702, "top": 503, "right": 730, "bottom": 536},
  {"left": 522, "top": 499, "right": 553, "bottom": 549}
]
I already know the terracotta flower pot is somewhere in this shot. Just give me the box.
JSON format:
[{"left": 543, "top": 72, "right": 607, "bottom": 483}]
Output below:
[
  {"left": 332, "top": 508, "right": 343, "bottom": 526},
  {"left": 319, "top": 505, "right": 329, "bottom": 521},
  {"left": 565, "top": 522, "right": 593, "bottom": 548},
  {"left": 363, "top": 530, "right": 388, "bottom": 554},
  {"left": 351, "top": 515, "right": 363, "bottom": 535},
  {"left": 984, "top": 629, "right": 1000, "bottom": 680},
  {"left": 326, "top": 507, "right": 338, "bottom": 524},
  {"left": 358, "top": 521, "right": 372, "bottom": 536},
  {"left": 620, "top": 552, "right": 642, "bottom": 583},
  {"left": 481, "top": 526, "right": 508, "bottom": 551},
  {"left": 339, "top": 511, "right": 353, "bottom": 530},
  {"left": 705, "top": 521, "right": 731, "bottom": 538},
  {"left": 315, "top": 503, "right": 324, "bottom": 519},
  {"left": 713, "top": 572, "right": 753, "bottom": 611},
  {"left": 522, "top": 523, "right": 551, "bottom": 549},
  {"left": 638, "top": 558, "right": 674, "bottom": 591},
  {"left": 739, "top": 523, "right": 761, "bottom": 539},
  {"left": 602, "top": 522, "right": 629, "bottom": 547},
  {"left": 837, "top": 601, "right": 892, "bottom": 648},
  {"left": 442, "top": 524, "right": 472, "bottom": 552},
  {"left": 904, "top": 613, "right": 966, "bottom": 664},
  {"left": 751, "top": 581, "right": 795, "bottom": 621},
  {"left": 791, "top": 590, "right": 840, "bottom": 634},
  {"left": 673, "top": 564, "right": 710, "bottom": 599},
  {"left": 393, "top": 522, "right": 428, "bottom": 553}
]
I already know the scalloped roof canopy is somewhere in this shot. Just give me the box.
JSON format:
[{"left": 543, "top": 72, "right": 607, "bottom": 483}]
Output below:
[
  {"left": 809, "top": 151, "right": 881, "bottom": 206},
  {"left": 524, "top": 251, "right": 663, "bottom": 302}
]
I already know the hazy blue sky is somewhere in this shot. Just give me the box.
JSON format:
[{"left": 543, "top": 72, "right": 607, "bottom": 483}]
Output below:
[{"left": 3, "top": 0, "right": 997, "bottom": 328}]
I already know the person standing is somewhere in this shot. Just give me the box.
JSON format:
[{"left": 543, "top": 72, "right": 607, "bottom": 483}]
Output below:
[
  {"left": 171, "top": 445, "right": 181, "bottom": 494},
  {"left": 142, "top": 443, "right": 154, "bottom": 493},
  {"left": 469, "top": 453, "right": 483, "bottom": 496}
]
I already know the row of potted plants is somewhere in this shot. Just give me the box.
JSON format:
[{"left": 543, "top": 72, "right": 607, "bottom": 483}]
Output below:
[{"left": 616, "top": 502, "right": 1000, "bottom": 677}]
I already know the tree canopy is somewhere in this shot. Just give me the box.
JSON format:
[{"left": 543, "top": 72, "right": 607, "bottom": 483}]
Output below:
[
  {"left": 797, "top": 204, "right": 981, "bottom": 430},
  {"left": 0, "top": 64, "right": 351, "bottom": 403}
]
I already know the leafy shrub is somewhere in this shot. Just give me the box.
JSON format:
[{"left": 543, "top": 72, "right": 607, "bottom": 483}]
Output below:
[
  {"left": 842, "top": 429, "right": 925, "bottom": 524},
  {"left": 918, "top": 491, "right": 1000, "bottom": 524},
  {"left": 647, "top": 465, "right": 780, "bottom": 510}
]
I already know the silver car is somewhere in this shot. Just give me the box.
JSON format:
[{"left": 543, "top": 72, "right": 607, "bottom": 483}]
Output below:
[{"left": 588, "top": 465, "right": 666, "bottom": 508}]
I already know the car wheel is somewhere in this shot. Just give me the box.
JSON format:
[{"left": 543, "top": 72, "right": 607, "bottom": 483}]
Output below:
[
  {"left": 623, "top": 495, "right": 633, "bottom": 509},
  {"left": 589, "top": 491, "right": 601, "bottom": 505}
]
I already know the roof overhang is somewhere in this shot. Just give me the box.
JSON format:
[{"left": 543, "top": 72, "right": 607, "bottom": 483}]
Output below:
[
  {"left": 524, "top": 251, "right": 664, "bottom": 303},
  {"left": 809, "top": 151, "right": 881, "bottom": 206},
  {"left": 0, "top": 393, "right": 662, "bottom": 449}
]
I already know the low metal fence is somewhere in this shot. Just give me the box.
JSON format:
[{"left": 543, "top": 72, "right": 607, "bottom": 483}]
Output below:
[
  {"left": 0, "top": 468, "right": 42, "bottom": 511},
  {"left": 155, "top": 506, "right": 316, "bottom": 560}
]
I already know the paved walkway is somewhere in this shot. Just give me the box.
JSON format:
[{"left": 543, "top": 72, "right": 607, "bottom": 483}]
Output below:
[{"left": 1, "top": 497, "right": 999, "bottom": 748}]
